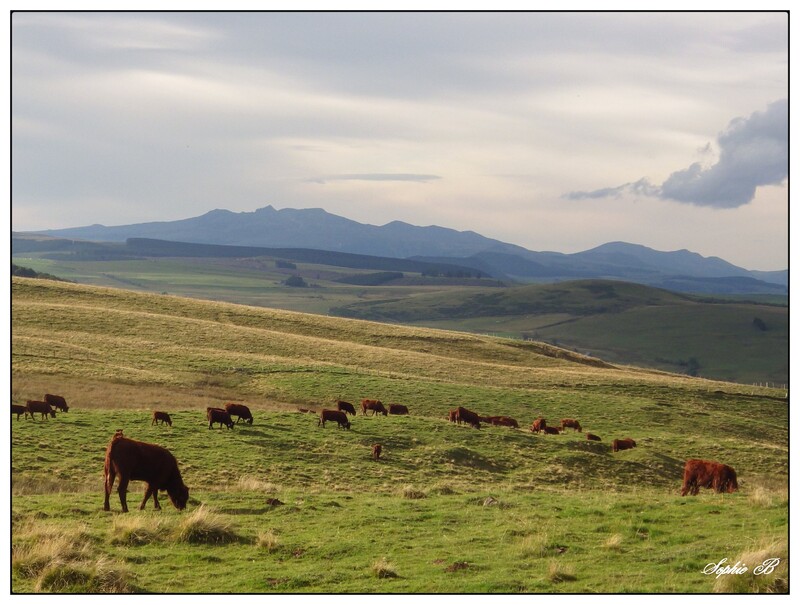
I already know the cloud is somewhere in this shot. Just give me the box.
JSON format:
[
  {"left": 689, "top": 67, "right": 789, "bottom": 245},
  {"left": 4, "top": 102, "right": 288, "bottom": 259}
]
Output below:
[
  {"left": 306, "top": 174, "right": 442, "bottom": 184},
  {"left": 565, "top": 99, "right": 787, "bottom": 208}
]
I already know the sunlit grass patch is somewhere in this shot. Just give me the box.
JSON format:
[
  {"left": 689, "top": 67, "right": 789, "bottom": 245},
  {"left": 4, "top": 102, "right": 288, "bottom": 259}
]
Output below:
[
  {"left": 174, "top": 505, "right": 239, "bottom": 545},
  {"left": 713, "top": 539, "right": 787, "bottom": 593}
]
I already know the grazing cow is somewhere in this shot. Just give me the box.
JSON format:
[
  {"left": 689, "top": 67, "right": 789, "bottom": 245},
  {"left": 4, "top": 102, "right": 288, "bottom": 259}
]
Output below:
[
  {"left": 44, "top": 394, "right": 69, "bottom": 413},
  {"left": 484, "top": 416, "right": 519, "bottom": 428},
  {"left": 561, "top": 418, "right": 582, "bottom": 432},
  {"left": 586, "top": 433, "right": 602, "bottom": 441},
  {"left": 681, "top": 459, "right": 739, "bottom": 496},
  {"left": 224, "top": 403, "right": 254, "bottom": 425},
  {"left": 612, "top": 438, "right": 636, "bottom": 452},
  {"left": 206, "top": 407, "right": 234, "bottom": 430},
  {"left": 103, "top": 431, "right": 189, "bottom": 513},
  {"left": 455, "top": 406, "right": 481, "bottom": 429},
  {"left": 318, "top": 409, "right": 351, "bottom": 429},
  {"left": 530, "top": 417, "right": 547, "bottom": 433},
  {"left": 25, "top": 400, "right": 56, "bottom": 420},
  {"left": 372, "top": 443, "right": 382, "bottom": 460},
  {"left": 151, "top": 411, "right": 172, "bottom": 426},
  {"left": 361, "top": 399, "right": 388, "bottom": 416},
  {"left": 388, "top": 404, "right": 409, "bottom": 416},
  {"left": 336, "top": 400, "right": 357, "bottom": 416},
  {"left": 12, "top": 404, "right": 27, "bottom": 420},
  {"left": 543, "top": 426, "right": 561, "bottom": 435}
]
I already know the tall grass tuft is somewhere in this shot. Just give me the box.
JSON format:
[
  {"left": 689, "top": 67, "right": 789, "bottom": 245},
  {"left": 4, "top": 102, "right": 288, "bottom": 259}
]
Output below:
[
  {"left": 603, "top": 533, "right": 624, "bottom": 551},
  {"left": 400, "top": 484, "right": 427, "bottom": 499},
  {"left": 257, "top": 529, "right": 280, "bottom": 553},
  {"left": 372, "top": 557, "right": 398, "bottom": 579},
  {"left": 174, "top": 505, "right": 239, "bottom": 545},
  {"left": 12, "top": 523, "right": 92, "bottom": 579},
  {"left": 547, "top": 561, "right": 577, "bottom": 584},
  {"left": 34, "top": 557, "right": 139, "bottom": 593},
  {"left": 110, "top": 515, "right": 165, "bottom": 546},
  {"left": 713, "top": 539, "right": 787, "bottom": 593}
]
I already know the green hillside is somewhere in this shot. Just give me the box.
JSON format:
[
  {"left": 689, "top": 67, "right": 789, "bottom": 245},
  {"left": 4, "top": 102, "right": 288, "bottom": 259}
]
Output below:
[{"left": 10, "top": 278, "right": 788, "bottom": 593}]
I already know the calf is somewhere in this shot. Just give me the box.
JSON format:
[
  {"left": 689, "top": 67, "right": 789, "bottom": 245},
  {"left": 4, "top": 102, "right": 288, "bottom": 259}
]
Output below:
[
  {"left": 152, "top": 411, "right": 172, "bottom": 426},
  {"left": 530, "top": 417, "right": 547, "bottom": 433},
  {"left": 361, "top": 399, "right": 388, "bottom": 416},
  {"left": 207, "top": 407, "right": 234, "bottom": 430},
  {"left": 388, "top": 404, "right": 409, "bottom": 415},
  {"left": 372, "top": 443, "right": 382, "bottom": 460},
  {"left": 543, "top": 426, "right": 561, "bottom": 435},
  {"left": 681, "top": 459, "right": 739, "bottom": 496},
  {"left": 25, "top": 400, "right": 56, "bottom": 420},
  {"left": 336, "top": 400, "right": 357, "bottom": 416},
  {"left": 318, "top": 409, "right": 351, "bottom": 429},
  {"left": 561, "top": 418, "right": 582, "bottom": 432},
  {"left": 586, "top": 433, "right": 602, "bottom": 441},
  {"left": 455, "top": 406, "right": 481, "bottom": 429},
  {"left": 224, "top": 402, "right": 254, "bottom": 425},
  {"left": 484, "top": 416, "right": 519, "bottom": 428},
  {"left": 612, "top": 438, "right": 636, "bottom": 452},
  {"left": 12, "top": 404, "right": 27, "bottom": 420},
  {"left": 44, "top": 394, "right": 69, "bottom": 413},
  {"left": 103, "top": 431, "right": 189, "bottom": 513}
]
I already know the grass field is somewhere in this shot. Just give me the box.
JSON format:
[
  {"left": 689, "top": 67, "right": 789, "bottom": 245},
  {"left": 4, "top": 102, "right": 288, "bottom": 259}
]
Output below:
[{"left": 10, "top": 277, "right": 788, "bottom": 593}]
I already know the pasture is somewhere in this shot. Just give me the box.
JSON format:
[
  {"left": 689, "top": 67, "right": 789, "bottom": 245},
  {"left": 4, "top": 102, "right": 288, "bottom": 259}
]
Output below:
[{"left": 10, "top": 278, "right": 788, "bottom": 593}]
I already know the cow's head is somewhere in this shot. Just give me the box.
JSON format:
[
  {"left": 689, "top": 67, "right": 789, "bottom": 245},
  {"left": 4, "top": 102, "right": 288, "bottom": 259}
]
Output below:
[
  {"left": 170, "top": 484, "right": 190, "bottom": 510},
  {"left": 49, "top": 410, "right": 57, "bottom": 418}
]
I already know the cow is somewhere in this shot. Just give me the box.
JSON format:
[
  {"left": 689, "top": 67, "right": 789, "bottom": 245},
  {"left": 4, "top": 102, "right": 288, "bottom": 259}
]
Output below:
[
  {"left": 543, "top": 426, "right": 561, "bottom": 435},
  {"left": 448, "top": 409, "right": 459, "bottom": 423},
  {"left": 586, "top": 433, "right": 602, "bottom": 441},
  {"left": 361, "top": 399, "right": 388, "bottom": 416},
  {"left": 207, "top": 407, "right": 234, "bottom": 430},
  {"left": 103, "top": 431, "right": 189, "bottom": 513},
  {"left": 561, "top": 418, "right": 582, "bottom": 432},
  {"left": 681, "top": 459, "right": 739, "bottom": 496},
  {"left": 44, "top": 394, "right": 69, "bottom": 413},
  {"left": 224, "top": 403, "right": 254, "bottom": 425},
  {"left": 151, "top": 411, "right": 172, "bottom": 426},
  {"left": 12, "top": 404, "right": 27, "bottom": 420},
  {"left": 318, "top": 409, "right": 351, "bottom": 429},
  {"left": 25, "top": 400, "right": 56, "bottom": 420},
  {"left": 455, "top": 406, "right": 481, "bottom": 429},
  {"left": 336, "top": 400, "right": 357, "bottom": 416},
  {"left": 612, "top": 438, "right": 636, "bottom": 452},
  {"left": 484, "top": 416, "right": 519, "bottom": 428},
  {"left": 372, "top": 443, "right": 382, "bottom": 460},
  {"left": 388, "top": 404, "right": 409, "bottom": 416},
  {"left": 530, "top": 417, "right": 547, "bottom": 433}
]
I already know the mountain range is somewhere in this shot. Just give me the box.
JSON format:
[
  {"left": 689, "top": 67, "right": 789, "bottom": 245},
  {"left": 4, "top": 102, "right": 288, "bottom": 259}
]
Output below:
[{"left": 28, "top": 205, "right": 787, "bottom": 294}]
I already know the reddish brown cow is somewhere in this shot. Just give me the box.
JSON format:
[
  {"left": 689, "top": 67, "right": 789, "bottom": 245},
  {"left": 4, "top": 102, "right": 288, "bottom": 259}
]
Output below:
[
  {"left": 224, "top": 403, "right": 254, "bottom": 425},
  {"left": 12, "top": 404, "right": 27, "bottom": 420},
  {"left": 207, "top": 407, "right": 234, "bottom": 430},
  {"left": 372, "top": 443, "right": 382, "bottom": 460},
  {"left": 483, "top": 416, "right": 519, "bottom": 428},
  {"left": 561, "top": 418, "right": 582, "bottom": 432},
  {"left": 586, "top": 433, "right": 601, "bottom": 441},
  {"left": 388, "top": 404, "right": 409, "bottom": 415},
  {"left": 361, "top": 399, "right": 388, "bottom": 416},
  {"left": 318, "top": 409, "right": 351, "bottom": 429},
  {"left": 612, "top": 438, "right": 636, "bottom": 452},
  {"left": 543, "top": 426, "right": 561, "bottom": 435},
  {"left": 681, "top": 459, "right": 739, "bottom": 496},
  {"left": 26, "top": 400, "right": 56, "bottom": 420},
  {"left": 103, "top": 431, "right": 189, "bottom": 513},
  {"left": 448, "top": 409, "right": 459, "bottom": 423},
  {"left": 336, "top": 400, "right": 357, "bottom": 416},
  {"left": 44, "top": 394, "right": 69, "bottom": 413},
  {"left": 455, "top": 406, "right": 481, "bottom": 429},
  {"left": 151, "top": 411, "right": 172, "bottom": 426},
  {"left": 530, "top": 417, "right": 547, "bottom": 433}
]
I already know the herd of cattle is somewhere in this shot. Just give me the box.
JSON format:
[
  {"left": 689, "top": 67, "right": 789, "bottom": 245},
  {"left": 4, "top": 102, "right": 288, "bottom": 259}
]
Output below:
[{"left": 13, "top": 393, "right": 740, "bottom": 513}]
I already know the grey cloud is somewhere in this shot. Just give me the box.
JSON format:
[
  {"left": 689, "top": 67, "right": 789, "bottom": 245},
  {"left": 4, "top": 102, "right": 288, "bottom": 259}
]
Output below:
[
  {"left": 306, "top": 174, "right": 441, "bottom": 184},
  {"left": 566, "top": 100, "right": 787, "bottom": 208}
]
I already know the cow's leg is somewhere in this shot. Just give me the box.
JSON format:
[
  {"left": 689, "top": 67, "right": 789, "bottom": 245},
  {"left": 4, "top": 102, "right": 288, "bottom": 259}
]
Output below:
[
  {"left": 152, "top": 490, "right": 161, "bottom": 510},
  {"left": 104, "top": 467, "right": 116, "bottom": 511},
  {"left": 140, "top": 484, "right": 155, "bottom": 510},
  {"left": 117, "top": 475, "right": 130, "bottom": 513}
]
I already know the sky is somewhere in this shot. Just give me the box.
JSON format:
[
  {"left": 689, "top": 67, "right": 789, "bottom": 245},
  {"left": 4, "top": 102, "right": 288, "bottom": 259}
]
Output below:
[{"left": 10, "top": 10, "right": 789, "bottom": 270}]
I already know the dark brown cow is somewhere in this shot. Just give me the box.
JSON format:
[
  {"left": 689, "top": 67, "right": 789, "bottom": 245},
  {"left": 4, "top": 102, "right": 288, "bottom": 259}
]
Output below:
[
  {"left": 12, "top": 404, "right": 27, "bottom": 420},
  {"left": 25, "top": 400, "right": 56, "bottom": 420},
  {"left": 44, "top": 394, "right": 69, "bottom": 413},
  {"left": 372, "top": 443, "right": 382, "bottom": 460},
  {"left": 388, "top": 404, "right": 409, "bottom": 415},
  {"left": 207, "top": 407, "right": 234, "bottom": 430},
  {"left": 561, "top": 418, "right": 582, "bottom": 432},
  {"left": 336, "top": 400, "right": 357, "bottom": 416},
  {"left": 455, "top": 406, "right": 481, "bottom": 429},
  {"left": 530, "top": 417, "right": 547, "bottom": 433},
  {"left": 151, "top": 411, "right": 172, "bottom": 426},
  {"left": 361, "top": 399, "right": 388, "bottom": 416},
  {"left": 224, "top": 403, "right": 253, "bottom": 425},
  {"left": 484, "top": 416, "right": 519, "bottom": 428},
  {"left": 681, "top": 459, "right": 739, "bottom": 496},
  {"left": 103, "top": 431, "right": 189, "bottom": 513},
  {"left": 612, "top": 438, "right": 636, "bottom": 452},
  {"left": 586, "top": 433, "right": 602, "bottom": 441},
  {"left": 318, "top": 409, "right": 351, "bottom": 429},
  {"left": 543, "top": 426, "right": 561, "bottom": 435}
]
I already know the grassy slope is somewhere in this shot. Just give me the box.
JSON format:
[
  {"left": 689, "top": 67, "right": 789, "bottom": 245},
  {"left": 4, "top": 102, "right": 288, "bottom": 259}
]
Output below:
[{"left": 10, "top": 278, "right": 788, "bottom": 593}]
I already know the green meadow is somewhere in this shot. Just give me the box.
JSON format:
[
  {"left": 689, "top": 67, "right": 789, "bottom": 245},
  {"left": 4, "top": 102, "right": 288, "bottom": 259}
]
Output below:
[{"left": 10, "top": 277, "right": 788, "bottom": 593}]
